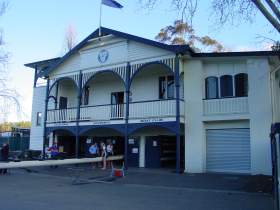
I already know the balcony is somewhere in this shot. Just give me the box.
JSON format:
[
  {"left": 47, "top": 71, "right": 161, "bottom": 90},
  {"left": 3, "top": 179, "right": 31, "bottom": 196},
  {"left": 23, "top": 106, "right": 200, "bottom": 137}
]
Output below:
[
  {"left": 47, "top": 108, "right": 77, "bottom": 123},
  {"left": 80, "top": 104, "right": 125, "bottom": 121},
  {"left": 46, "top": 99, "right": 185, "bottom": 125},
  {"left": 203, "top": 97, "right": 249, "bottom": 116}
]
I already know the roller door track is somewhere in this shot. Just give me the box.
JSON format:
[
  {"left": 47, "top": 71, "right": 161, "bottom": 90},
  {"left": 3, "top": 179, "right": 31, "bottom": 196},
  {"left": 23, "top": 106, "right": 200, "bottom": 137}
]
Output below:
[{"left": 206, "top": 128, "right": 251, "bottom": 174}]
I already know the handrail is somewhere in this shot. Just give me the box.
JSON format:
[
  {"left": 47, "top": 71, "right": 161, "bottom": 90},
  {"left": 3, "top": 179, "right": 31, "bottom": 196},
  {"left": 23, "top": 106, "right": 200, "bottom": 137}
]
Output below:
[
  {"left": 203, "top": 96, "right": 248, "bottom": 100},
  {"left": 47, "top": 107, "right": 78, "bottom": 111},
  {"left": 48, "top": 99, "right": 185, "bottom": 111}
]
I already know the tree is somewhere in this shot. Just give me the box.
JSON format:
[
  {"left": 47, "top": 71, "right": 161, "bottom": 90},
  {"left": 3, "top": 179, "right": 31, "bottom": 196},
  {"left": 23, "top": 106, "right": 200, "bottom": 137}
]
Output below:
[
  {"left": 0, "top": 121, "right": 31, "bottom": 133},
  {"left": 156, "top": 20, "right": 225, "bottom": 52},
  {"left": 139, "top": 0, "right": 280, "bottom": 33},
  {"left": 272, "top": 41, "right": 280, "bottom": 51},
  {"left": 62, "top": 24, "right": 77, "bottom": 54},
  {"left": 0, "top": 1, "right": 21, "bottom": 123}
]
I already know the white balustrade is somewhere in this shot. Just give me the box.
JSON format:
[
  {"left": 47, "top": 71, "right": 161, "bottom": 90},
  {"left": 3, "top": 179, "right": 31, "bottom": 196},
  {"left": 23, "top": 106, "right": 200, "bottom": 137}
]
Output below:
[
  {"left": 129, "top": 100, "right": 177, "bottom": 119},
  {"left": 80, "top": 104, "right": 124, "bottom": 121},
  {"left": 47, "top": 100, "right": 185, "bottom": 123},
  {"left": 203, "top": 97, "right": 249, "bottom": 115},
  {"left": 47, "top": 108, "right": 77, "bottom": 123}
]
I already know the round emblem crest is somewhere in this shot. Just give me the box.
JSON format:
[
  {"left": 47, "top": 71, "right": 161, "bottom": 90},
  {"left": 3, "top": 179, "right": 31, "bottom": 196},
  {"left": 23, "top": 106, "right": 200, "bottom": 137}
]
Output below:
[{"left": 98, "top": 49, "right": 109, "bottom": 63}]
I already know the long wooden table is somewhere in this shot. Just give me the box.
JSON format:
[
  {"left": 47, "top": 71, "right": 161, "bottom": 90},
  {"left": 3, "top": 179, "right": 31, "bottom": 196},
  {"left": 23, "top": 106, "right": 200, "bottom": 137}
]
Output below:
[{"left": 0, "top": 155, "right": 124, "bottom": 169}]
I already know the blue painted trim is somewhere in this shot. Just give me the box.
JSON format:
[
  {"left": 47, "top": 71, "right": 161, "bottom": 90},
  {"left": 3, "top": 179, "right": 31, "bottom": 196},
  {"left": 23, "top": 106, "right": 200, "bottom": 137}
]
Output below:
[
  {"left": 48, "top": 95, "right": 57, "bottom": 104},
  {"left": 75, "top": 71, "right": 83, "bottom": 158},
  {"left": 82, "top": 69, "right": 126, "bottom": 90},
  {"left": 78, "top": 124, "right": 126, "bottom": 136},
  {"left": 54, "top": 81, "right": 59, "bottom": 109},
  {"left": 129, "top": 61, "right": 174, "bottom": 89},
  {"left": 46, "top": 126, "right": 76, "bottom": 136},
  {"left": 124, "top": 62, "right": 131, "bottom": 169},
  {"left": 25, "top": 57, "right": 61, "bottom": 69},
  {"left": 175, "top": 56, "right": 181, "bottom": 173},
  {"left": 47, "top": 122, "right": 180, "bottom": 137},
  {"left": 192, "top": 51, "right": 280, "bottom": 58},
  {"left": 130, "top": 98, "right": 175, "bottom": 104},
  {"left": 33, "top": 66, "right": 38, "bottom": 88},
  {"left": 272, "top": 123, "right": 280, "bottom": 135},
  {"left": 128, "top": 122, "right": 178, "bottom": 135},
  {"left": 49, "top": 76, "right": 79, "bottom": 93}
]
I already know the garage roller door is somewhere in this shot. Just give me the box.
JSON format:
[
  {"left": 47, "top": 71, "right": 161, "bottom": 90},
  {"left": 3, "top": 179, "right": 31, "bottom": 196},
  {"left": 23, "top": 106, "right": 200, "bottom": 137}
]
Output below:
[{"left": 206, "top": 129, "right": 251, "bottom": 174}]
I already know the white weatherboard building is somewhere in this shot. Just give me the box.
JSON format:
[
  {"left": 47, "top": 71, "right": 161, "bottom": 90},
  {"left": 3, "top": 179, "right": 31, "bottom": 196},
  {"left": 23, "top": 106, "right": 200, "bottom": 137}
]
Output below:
[{"left": 25, "top": 27, "right": 280, "bottom": 175}]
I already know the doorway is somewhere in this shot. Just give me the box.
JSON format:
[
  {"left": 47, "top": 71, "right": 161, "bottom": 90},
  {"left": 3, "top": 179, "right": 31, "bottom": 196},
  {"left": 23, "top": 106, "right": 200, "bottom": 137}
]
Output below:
[{"left": 111, "top": 92, "right": 124, "bottom": 119}]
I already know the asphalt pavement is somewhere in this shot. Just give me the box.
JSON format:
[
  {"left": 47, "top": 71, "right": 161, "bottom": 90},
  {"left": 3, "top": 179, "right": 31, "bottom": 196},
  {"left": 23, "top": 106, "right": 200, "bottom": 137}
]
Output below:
[{"left": 0, "top": 166, "right": 274, "bottom": 210}]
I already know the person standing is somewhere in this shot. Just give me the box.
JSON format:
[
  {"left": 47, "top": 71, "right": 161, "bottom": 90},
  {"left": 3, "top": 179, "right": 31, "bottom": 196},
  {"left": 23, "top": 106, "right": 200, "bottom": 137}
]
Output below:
[
  {"left": 100, "top": 142, "right": 107, "bottom": 170},
  {"left": 106, "top": 142, "right": 114, "bottom": 168},
  {"left": 0, "top": 143, "right": 9, "bottom": 175},
  {"left": 89, "top": 142, "right": 99, "bottom": 168}
]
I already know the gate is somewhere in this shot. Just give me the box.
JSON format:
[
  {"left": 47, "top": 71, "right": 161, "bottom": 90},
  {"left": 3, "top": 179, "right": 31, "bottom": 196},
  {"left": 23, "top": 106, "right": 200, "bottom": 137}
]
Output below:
[{"left": 0, "top": 136, "right": 30, "bottom": 152}]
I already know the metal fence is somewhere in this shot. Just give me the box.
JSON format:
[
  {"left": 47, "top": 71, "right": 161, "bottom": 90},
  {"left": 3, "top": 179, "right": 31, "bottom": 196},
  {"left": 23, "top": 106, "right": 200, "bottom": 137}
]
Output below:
[{"left": 0, "top": 136, "right": 30, "bottom": 152}]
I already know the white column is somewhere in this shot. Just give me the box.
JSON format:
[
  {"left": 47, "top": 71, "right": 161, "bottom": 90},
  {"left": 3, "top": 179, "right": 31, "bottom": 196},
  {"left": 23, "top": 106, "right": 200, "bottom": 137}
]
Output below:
[
  {"left": 184, "top": 60, "right": 205, "bottom": 173},
  {"left": 139, "top": 136, "right": 146, "bottom": 168},
  {"left": 49, "top": 132, "right": 54, "bottom": 147},
  {"left": 247, "top": 58, "right": 272, "bottom": 175}
]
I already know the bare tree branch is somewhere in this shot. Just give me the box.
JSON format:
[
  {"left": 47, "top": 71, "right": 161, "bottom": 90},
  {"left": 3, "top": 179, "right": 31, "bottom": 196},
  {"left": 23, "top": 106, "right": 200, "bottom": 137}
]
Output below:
[
  {"left": 139, "top": 0, "right": 280, "bottom": 32},
  {"left": 0, "top": 1, "right": 22, "bottom": 122},
  {"left": 62, "top": 24, "right": 77, "bottom": 54}
]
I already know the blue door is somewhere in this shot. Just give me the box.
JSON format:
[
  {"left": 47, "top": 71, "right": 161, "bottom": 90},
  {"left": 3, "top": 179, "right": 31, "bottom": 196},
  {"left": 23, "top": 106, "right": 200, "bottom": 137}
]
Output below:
[
  {"left": 127, "top": 138, "right": 139, "bottom": 167},
  {"left": 145, "top": 137, "right": 161, "bottom": 168}
]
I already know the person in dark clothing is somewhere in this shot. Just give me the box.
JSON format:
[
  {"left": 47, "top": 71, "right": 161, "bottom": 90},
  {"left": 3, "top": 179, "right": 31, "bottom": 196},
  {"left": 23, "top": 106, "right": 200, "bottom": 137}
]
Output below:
[{"left": 0, "top": 143, "right": 9, "bottom": 175}]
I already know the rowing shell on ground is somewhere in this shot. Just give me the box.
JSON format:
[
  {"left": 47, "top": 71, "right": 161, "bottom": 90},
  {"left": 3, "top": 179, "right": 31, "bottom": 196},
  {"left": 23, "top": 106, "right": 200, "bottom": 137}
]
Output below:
[{"left": 0, "top": 155, "right": 124, "bottom": 169}]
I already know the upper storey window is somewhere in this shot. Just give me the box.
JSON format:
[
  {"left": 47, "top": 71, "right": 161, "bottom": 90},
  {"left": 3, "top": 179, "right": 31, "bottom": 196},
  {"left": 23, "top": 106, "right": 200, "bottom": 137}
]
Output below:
[
  {"left": 205, "top": 76, "right": 218, "bottom": 99},
  {"left": 159, "top": 76, "right": 175, "bottom": 99},
  {"left": 220, "top": 75, "right": 233, "bottom": 98},
  {"left": 235, "top": 73, "right": 248, "bottom": 97}
]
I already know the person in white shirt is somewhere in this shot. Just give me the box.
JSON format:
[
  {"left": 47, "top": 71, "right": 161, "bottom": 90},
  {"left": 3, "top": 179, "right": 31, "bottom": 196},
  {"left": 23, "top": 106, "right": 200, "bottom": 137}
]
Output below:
[
  {"left": 106, "top": 142, "right": 114, "bottom": 168},
  {"left": 101, "top": 142, "right": 107, "bottom": 170}
]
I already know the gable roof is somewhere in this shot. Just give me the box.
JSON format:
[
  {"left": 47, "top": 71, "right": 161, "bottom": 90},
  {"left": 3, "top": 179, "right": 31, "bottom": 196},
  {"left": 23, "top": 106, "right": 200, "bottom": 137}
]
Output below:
[
  {"left": 25, "top": 57, "right": 61, "bottom": 68},
  {"left": 25, "top": 27, "right": 279, "bottom": 77},
  {"left": 36, "top": 27, "right": 193, "bottom": 77}
]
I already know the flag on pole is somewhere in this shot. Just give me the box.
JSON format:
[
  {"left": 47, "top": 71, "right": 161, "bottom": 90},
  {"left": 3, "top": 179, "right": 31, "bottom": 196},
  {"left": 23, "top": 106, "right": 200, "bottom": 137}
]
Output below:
[
  {"left": 102, "top": 0, "right": 123, "bottom": 9},
  {"left": 99, "top": 0, "right": 123, "bottom": 37}
]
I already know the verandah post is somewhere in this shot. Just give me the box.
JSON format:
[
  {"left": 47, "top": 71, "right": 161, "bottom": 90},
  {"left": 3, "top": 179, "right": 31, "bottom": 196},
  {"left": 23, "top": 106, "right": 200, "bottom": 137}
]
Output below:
[
  {"left": 75, "top": 71, "right": 83, "bottom": 158},
  {"left": 42, "top": 77, "right": 50, "bottom": 159},
  {"left": 124, "top": 63, "right": 131, "bottom": 169},
  {"left": 175, "top": 55, "right": 181, "bottom": 173}
]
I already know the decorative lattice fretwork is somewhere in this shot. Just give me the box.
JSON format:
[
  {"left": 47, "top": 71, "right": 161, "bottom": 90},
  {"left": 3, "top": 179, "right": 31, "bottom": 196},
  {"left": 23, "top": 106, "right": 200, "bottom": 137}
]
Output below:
[
  {"left": 130, "top": 57, "right": 176, "bottom": 79},
  {"left": 49, "top": 74, "right": 80, "bottom": 91},
  {"left": 82, "top": 65, "right": 127, "bottom": 89}
]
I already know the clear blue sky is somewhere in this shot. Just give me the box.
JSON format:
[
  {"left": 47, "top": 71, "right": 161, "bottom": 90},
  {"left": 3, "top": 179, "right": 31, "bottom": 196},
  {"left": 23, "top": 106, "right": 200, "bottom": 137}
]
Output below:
[{"left": 2, "top": 0, "right": 278, "bottom": 122}]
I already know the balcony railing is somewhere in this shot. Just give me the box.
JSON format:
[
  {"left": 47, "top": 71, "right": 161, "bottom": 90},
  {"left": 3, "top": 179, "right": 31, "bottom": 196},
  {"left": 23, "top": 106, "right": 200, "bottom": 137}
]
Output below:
[
  {"left": 80, "top": 104, "right": 125, "bottom": 121},
  {"left": 47, "top": 99, "right": 184, "bottom": 124},
  {"left": 203, "top": 97, "right": 249, "bottom": 115},
  {"left": 47, "top": 108, "right": 77, "bottom": 123},
  {"left": 129, "top": 99, "right": 177, "bottom": 119}
]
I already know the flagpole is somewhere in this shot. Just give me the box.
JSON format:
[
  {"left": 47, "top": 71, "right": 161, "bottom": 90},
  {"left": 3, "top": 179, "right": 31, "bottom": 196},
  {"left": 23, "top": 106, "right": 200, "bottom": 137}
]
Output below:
[{"left": 99, "top": 0, "right": 102, "bottom": 37}]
